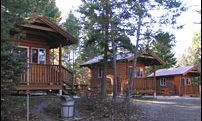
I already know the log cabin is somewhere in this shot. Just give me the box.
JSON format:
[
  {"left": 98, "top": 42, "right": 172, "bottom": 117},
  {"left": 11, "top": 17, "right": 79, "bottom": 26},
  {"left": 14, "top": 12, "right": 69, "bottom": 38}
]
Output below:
[
  {"left": 11, "top": 16, "right": 77, "bottom": 95},
  {"left": 80, "top": 51, "right": 165, "bottom": 95},
  {"left": 147, "top": 66, "right": 200, "bottom": 96}
]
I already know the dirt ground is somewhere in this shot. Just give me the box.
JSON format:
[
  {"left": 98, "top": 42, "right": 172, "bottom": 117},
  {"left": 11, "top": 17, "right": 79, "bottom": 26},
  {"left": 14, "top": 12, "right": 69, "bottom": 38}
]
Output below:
[
  {"left": 134, "top": 96, "right": 201, "bottom": 121},
  {"left": 25, "top": 95, "right": 201, "bottom": 121}
]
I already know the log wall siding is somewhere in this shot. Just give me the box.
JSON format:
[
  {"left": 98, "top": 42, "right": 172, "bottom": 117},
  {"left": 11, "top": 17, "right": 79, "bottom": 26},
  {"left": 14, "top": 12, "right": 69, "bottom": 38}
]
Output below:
[
  {"left": 89, "top": 61, "right": 149, "bottom": 95},
  {"left": 180, "top": 75, "right": 199, "bottom": 96},
  {"left": 156, "top": 77, "right": 176, "bottom": 95},
  {"left": 13, "top": 39, "right": 51, "bottom": 64},
  {"left": 89, "top": 61, "right": 199, "bottom": 96},
  {"left": 182, "top": 85, "right": 199, "bottom": 96},
  {"left": 155, "top": 75, "right": 199, "bottom": 96}
]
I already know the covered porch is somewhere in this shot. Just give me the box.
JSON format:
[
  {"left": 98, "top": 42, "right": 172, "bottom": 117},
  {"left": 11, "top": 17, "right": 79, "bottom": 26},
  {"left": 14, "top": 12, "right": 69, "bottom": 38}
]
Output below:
[{"left": 12, "top": 16, "right": 77, "bottom": 92}]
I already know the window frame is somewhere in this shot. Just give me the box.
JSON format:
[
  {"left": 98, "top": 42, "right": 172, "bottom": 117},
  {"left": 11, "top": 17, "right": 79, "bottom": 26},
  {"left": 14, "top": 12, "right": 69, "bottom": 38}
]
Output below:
[
  {"left": 136, "top": 67, "right": 144, "bottom": 78},
  {"left": 184, "top": 78, "right": 191, "bottom": 85},
  {"left": 15, "top": 46, "right": 29, "bottom": 63},
  {"left": 160, "top": 78, "right": 166, "bottom": 86},
  {"left": 31, "top": 47, "right": 46, "bottom": 64}
]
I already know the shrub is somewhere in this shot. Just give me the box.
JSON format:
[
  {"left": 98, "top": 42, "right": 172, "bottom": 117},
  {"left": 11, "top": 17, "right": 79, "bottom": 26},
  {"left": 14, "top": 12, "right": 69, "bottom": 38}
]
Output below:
[{"left": 75, "top": 95, "right": 145, "bottom": 121}]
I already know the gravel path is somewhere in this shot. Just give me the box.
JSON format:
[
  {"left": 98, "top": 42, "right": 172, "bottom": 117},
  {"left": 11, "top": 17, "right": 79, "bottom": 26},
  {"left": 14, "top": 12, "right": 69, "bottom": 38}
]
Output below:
[{"left": 134, "top": 96, "right": 201, "bottom": 121}]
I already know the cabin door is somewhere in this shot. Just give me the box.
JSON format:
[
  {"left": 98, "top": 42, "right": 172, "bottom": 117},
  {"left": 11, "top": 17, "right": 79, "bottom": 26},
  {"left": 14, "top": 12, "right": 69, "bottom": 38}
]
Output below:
[
  {"left": 179, "top": 78, "right": 185, "bottom": 96},
  {"left": 14, "top": 46, "right": 29, "bottom": 82}
]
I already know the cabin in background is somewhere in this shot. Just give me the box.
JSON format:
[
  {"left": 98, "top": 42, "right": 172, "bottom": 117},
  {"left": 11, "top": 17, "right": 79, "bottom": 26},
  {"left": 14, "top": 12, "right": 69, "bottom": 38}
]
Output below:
[
  {"left": 80, "top": 51, "right": 165, "bottom": 95},
  {"left": 11, "top": 16, "right": 77, "bottom": 95},
  {"left": 147, "top": 66, "right": 200, "bottom": 96}
]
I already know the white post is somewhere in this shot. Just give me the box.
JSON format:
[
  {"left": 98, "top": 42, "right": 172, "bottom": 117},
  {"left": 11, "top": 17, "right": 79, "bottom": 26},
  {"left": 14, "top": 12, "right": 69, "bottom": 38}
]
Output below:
[
  {"left": 26, "top": 67, "right": 29, "bottom": 121},
  {"left": 154, "top": 92, "right": 156, "bottom": 98},
  {"left": 59, "top": 90, "right": 62, "bottom": 95},
  {"left": 27, "top": 91, "right": 29, "bottom": 121}
]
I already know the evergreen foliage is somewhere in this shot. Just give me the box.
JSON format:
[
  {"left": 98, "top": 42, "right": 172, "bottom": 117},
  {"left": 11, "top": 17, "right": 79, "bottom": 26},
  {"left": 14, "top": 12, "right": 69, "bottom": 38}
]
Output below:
[
  {"left": 152, "top": 32, "right": 177, "bottom": 68},
  {"left": 177, "top": 31, "right": 201, "bottom": 84},
  {"left": 119, "top": 0, "right": 186, "bottom": 98},
  {"left": 78, "top": 0, "right": 187, "bottom": 98},
  {"left": 146, "top": 32, "right": 177, "bottom": 75},
  {"left": 61, "top": 11, "right": 90, "bottom": 87},
  {"left": 1, "top": 0, "right": 61, "bottom": 120}
]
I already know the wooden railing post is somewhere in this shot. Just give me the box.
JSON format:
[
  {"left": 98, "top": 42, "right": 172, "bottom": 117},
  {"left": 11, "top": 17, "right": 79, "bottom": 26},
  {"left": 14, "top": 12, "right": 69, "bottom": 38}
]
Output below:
[
  {"left": 59, "top": 43, "right": 62, "bottom": 85},
  {"left": 19, "top": 63, "right": 73, "bottom": 90},
  {"left": 153, "top": 65, "right": 156, "bottom": 97}
]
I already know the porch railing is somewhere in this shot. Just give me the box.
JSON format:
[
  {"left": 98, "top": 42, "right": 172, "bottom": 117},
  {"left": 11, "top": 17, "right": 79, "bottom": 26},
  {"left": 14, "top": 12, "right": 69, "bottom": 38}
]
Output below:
[
  {"left": 119, "top": 77, "right": 155, "bottom": 91},
  {"left": 182, "top": 85, "right": 199, "bottom": 95},
  {"left": 19, "top": 64, "right": 73, "bottom": 87},
  {"left": 134, "top": 78, "right": 155, "bottom": 90}
]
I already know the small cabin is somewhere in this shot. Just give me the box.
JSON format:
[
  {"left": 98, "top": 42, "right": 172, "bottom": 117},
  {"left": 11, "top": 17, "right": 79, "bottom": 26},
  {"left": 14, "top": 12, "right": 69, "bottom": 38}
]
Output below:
[
  {"left": 80, "top": 51, "right": 165, "bottom": 95},
  {"left": 11, "top": 16, "right": 77, "bottom": 95},
  {"left": 147, "top": 66, "right": 200, "bottom": 96}
]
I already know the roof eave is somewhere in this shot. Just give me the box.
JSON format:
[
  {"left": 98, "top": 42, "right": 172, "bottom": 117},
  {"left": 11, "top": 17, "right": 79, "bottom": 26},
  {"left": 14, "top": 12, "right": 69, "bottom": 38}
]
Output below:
[{"left": 27, "top": 16, "right": 77, "bottom": 46}]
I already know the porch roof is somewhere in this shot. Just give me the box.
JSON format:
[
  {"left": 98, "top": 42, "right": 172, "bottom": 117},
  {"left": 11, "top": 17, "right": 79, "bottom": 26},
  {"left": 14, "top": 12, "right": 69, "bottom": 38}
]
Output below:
[
  {"left": 15, "top": 15, "right": 77, "bottom": 48},
  {"left": 80, "top": 51, "right": 165, "bottom": 67},
  {"left": 147, "top": 66, "right": 200, "bottom": 77}
]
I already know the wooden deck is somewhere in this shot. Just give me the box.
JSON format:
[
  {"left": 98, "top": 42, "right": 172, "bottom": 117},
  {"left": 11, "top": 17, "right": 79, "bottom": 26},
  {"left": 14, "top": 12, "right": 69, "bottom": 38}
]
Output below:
[
  {"left": 16, "top": 64, "right": 73, "bottom": 91},
  {"left": 16, "top": 85, "right": 63, "bottom": 90}
]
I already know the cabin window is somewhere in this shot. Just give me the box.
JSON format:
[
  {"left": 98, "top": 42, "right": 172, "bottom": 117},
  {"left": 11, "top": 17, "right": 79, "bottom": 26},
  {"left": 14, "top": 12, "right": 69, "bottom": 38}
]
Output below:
[
  {"left": 160, "top": 78, "right": 166, "bottom": 86},
  {"left": 98, "top": 67, "right": 103, "bottom": 78},
  {"left": 13, "top": 46, "right": 29, "bottom": 63},
  {"left": 136, "top": 67, "right": 144, "bottom": 78},
  {"left": 184, "top": 78, "right": 191, "bottom": 85},
  {"left": 32, "top": 49, "right": 38, "bottom": 64},
  {"left": 38, "top": 49, "right": 46, "bottom": 64},
  {"left": 32, "top": 48, "right": 46, "bottom": 64}
]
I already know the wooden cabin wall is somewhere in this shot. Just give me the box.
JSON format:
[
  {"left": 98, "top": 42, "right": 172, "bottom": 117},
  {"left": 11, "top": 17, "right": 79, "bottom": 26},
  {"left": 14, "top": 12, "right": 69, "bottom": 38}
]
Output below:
[
  {"left": 89, "top": 61, "right": 147, "bottom": 95},
  {"left": 13, "top": 39, "right": 51, "bottom": 64},
  {"left": 89, "top": 66, "right": 100, "bottom": 88},
  {"left": 156, "top": 75, "right": 199, "bottom": 96},
  {"left": 180, "top": 75, "right": 199, "bottom": 96},
  {"left": 156, "top": 76, "right": 175, "bottom": 95}
]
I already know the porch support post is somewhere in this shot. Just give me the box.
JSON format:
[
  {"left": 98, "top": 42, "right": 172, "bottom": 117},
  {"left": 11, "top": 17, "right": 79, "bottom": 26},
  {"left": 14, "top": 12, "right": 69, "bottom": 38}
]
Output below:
[
  {"left": 59, "top": 90, "right": 62, "bottom": 96},
  {"left": 153, "top": 65, "right": 156, "bottom": 97},
  {"left": 197, "top": 73, "right": 201, "bottom": 95},
  {"left": 59, "top": 43, "right": 62, "bottom": 84},
  {"left": 198, "top": 75, "right": 201, "bottom": 95},
  {"left": 53, "top": 48, "right": 54, "bottom": 65},
  {"left": 59, "top": 44, "right": 62, "bottom": 67},
  {"left": 179, "top": 75, "right": 182, "bottom": 95}
]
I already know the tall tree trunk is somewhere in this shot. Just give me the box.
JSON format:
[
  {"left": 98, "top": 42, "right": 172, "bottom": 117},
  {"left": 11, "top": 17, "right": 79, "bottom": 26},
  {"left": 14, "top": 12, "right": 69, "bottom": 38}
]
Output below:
[
  {"left": 101, "top": 44, "right": 108, "bottom": 98},
  {"left": 101, "top": 1, "right": 110, "bottom": 98},
  {"left": 127, "top": 12, "right": 142, "bottom": 99},
  {"left": 112, "top": 29, "right": 118, "bottom": 99},
  {"left": 109, "top": 6, "right": 118, "bottom": 99}
]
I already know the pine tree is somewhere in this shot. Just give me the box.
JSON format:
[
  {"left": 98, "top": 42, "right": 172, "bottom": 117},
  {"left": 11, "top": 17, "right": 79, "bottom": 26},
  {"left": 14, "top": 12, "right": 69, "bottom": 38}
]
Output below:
[
  {"left": 1, "top": 0, "right": 61, "bottom": 120},
  {"left": 152, "top": 32, "right": 177, "bottom": 68},
  {"left": 79, "top": 0, "right": 113, "bottom": 98},
  {"left": 120, "top": 0, "right": 187, "bottom": 98},
  {"left": 79, "top": 0, "right": 133, "bottom": 98}
]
